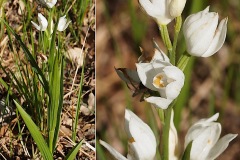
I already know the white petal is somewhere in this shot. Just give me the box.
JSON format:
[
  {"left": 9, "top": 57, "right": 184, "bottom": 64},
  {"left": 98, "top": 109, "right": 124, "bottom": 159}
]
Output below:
[
  {"left": 125, "top": 109, "right": 153, "bottom": 140},
  {"left": 206, "top": 134, "right": 238, "bottom": 159},
  {"left": 163, "top": 66, "right": 185, "bottom": 85},
  {"left": 145, "top": 96, "right": 172, "bottom": 109},
  {"left": 163, "top": 66, "right": 184, "bottom": 99},
  {"left": 138, "top": 0, "right": 160, "bottom": 18},
  {"left": 184, "top": 12, "right": 212, "bottom": 41},
  {"left": 57, "top": 15, "right": 71, "bottom": 31},
  {"left": 169, "top": 0, "right": 186, "bottom": 17},
  {"left": 169, "top": 109, "right": 178, "bottom": 160},
  {"left": 185, "top": 113, "right": 220, "bottom": 148},
  {"left": 202, "top": 18, "right": 228, "bottom": 57},
  {"left": 151, "top": 48, "right": 170, "bottom": 63},
  {"left": 165, "top": 81, "right": 182, "bottom": 100},
  {"left": 188, "top": 13, "right": 219, "bottom": 56},
  {"left": 183, "top": 6, "right": 209, "bottom": 35},
  {"left": 99, "top": 140, "right": 128, "bottom": 160},
  {"left": 195, "top": 113, "right": 219, "bottom": 125},
  {"left": 128, "top": 117, "right": 156, "bottom": 160},
  {"left": 139, "top": 0, "right": 173, "bottom": 25},
  {"left": 31, "top": 21, "right": 41, "bottom": 31},
  {"left": 136, "top": 63, "right": 159, "bottom": 91},
  {"left": 185, "top": 123, "right": 221, "bottom": 160},
  {"left": 46, "top": 0, "right": 57, "bottom": 8},
  {"left": 37, "top": 13, "right": 48, "bottom": 31}
]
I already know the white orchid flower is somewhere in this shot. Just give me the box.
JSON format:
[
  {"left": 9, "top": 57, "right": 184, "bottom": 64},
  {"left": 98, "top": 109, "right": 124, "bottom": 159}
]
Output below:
[
  {"left": 138, "top": 0, "right": 186, "bottom": 25},
  {"left": 100, "top": 109, "right": 157, "bottom": 160},
  {"left": 136, "top": 49, "right": 185, "bottom": 109},
  {"left": 38, "top": 0, "right": 57, "bottom": 8},
  {"left": 31, "top": 13, "right": 48, "bottom": 31},
  {"left": 57, "top": 15, "right": 71, "bottom": 32},
  {"left": 184, "top": 113, "right": 238, "bottom": 160},
  {"left": 183, "top": 6, "right": 228, "bottom": 57}
]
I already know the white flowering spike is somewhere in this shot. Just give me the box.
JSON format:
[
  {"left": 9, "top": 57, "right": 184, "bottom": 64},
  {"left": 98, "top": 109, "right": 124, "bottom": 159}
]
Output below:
[
  {"left": 57, "top": 15, "right": 71, "bottom": 31},
  {"left": 183, "top": 6, "right": 228, "bottom": 57},
  {"left": 169, "top": 109, "right": 178, "bottom": 160},
  {"left": 31, "top": 13, "right": 48, "bottom": 31},
  {"left": 138, "top": 0, "right": 186, "bottom": 25},
  {"left": 136, "top": 49, "right": 184, "bottom": 109},
  {"left": 184, "top": 113, "right": 238, "bottom": 160},
  {"left": 38, "top": 0, "right": 57, "bottom": 8},
  {"left": 100, "top": 109, "right": 157, "bottom": 160}
]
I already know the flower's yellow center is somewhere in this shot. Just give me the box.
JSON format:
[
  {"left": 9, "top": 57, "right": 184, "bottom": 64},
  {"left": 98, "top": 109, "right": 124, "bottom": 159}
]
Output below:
[
  {"left": 128, "top": 137, "right": 135, "bottom": 143},
  {"left": 208, "top": 139, "right": 211, "bottom": 144},
  {"left": 153, "top": 75, "right": 166, "bottom": 88}
]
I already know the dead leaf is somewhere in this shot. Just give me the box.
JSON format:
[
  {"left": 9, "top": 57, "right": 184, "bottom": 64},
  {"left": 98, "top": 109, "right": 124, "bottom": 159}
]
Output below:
[{"left": 66, "top": 47, "right": 85, "bottom": 67}]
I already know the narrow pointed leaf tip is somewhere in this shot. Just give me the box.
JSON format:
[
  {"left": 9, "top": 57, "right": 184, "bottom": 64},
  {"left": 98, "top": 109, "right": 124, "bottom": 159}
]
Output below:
[{"left": 14, "top": 100, "right": 53, "bottom": 160}]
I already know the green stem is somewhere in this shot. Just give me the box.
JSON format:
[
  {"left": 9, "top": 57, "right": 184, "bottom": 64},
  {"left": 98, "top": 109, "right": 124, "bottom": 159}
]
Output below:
[
  {"left": 160, "top": 25, "right": 173, "bottom": 64},
  {"left": 162, "top": 105, "right": 172, "bottom": 160},
  {"left": 160, "top": 25, "right": 173, "bottom": 52},
  {"left": 158, "top": 108, "right": 165, "bottom": 124},
  {"left": 172, "top": 16, "right": 182, "bottom": 65},
  {"left": 72, "top": 61, "right": 85, "bottom": 142},
  {"left": 159, "top": 25, "right": 167, "bottom": 47},
  {"left": 177, "top": 52, "right": 191, "bottom": 71}
]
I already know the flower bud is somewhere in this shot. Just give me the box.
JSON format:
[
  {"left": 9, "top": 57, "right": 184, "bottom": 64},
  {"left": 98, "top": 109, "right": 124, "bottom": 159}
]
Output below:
[{"left": 183, "top": 6, "right": 228, "bottom": 57}]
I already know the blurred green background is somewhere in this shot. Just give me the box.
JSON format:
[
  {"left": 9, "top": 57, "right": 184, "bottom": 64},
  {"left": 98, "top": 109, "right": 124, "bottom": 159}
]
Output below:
[{"left": 96, "top": 0, "right": 240, "bottom": 159}]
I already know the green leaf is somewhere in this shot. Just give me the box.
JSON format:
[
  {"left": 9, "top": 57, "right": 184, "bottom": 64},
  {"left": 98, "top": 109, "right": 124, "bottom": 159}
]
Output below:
[
  {"left": 182, "top": 141, "right": 193, "bottom": 160},
  {"left": 14, "top": 100, "right": 53, "bottom": 160},
  {"left": 65, "top": 140, "right": 83, "bottom": 160}
]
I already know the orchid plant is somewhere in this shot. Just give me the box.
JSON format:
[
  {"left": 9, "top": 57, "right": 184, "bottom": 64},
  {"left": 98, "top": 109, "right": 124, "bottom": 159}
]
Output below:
[{"left": 100, "top": 0, "right": 237, "bottom": 160}]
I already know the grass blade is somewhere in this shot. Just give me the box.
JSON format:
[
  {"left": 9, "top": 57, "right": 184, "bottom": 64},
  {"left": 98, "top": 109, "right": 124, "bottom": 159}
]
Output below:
[
  {"left": 2, "top": 20, "right": 49, "bottom": 95},
  {"left": 181, "top": 141, "right": 192, "bottom": 160},
  {"left": 14, "top": 100, "right": 53, "bottom": 160},
  {"left": 65, "top": 140, "right": 83, "bottom": 160}
]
